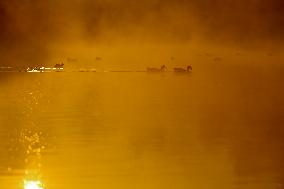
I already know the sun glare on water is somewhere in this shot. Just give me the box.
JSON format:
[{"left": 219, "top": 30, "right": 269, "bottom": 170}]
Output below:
[{"left": 24, "top": 180, "right": 44, "bottom": 189}]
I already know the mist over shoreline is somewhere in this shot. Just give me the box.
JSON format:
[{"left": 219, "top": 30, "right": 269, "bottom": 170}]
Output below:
[{"left": 0, "top": 0, "right": 284, "bottom": 67}]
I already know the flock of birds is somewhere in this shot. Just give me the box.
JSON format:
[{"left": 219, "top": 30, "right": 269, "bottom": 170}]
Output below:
[
  {"left": 25, "top": 56, "right": 193, "bottom": 73},
  {"left": 1, "top": 57, "right": 194, "bottom": 73},
  {"left": 24, "top": 63, "right": 193, "bottom": 73},
  {"left": 147, "top": 65, "right": 192, "bottom": 73},
  {"left": 0, "top": 51, "right": 278, "bottom": 73}
]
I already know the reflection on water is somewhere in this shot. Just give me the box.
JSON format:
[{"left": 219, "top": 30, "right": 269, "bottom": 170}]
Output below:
[
  {"left": 22, "top": 129, "right": 46, "bottom": 189},
  {"left": 24, "top": 180, "right": 44, "bottom": 189},
  {"left": 0, "top": 65, "right": 284, "bottom": 189},
  {"left": 0, "top": 78, "right": 48, "bottom": 189}
]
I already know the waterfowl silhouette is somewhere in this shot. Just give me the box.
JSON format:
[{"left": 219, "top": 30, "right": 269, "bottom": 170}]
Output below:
[
  {"left": 67, "top": 57, "right": 78, "bottom": 62},
  {"left": 54, "top": 63, "right": 64, "bottom": 68},
  {"left": 173, "top": 66, "right": 192, "bottom": 72},
  {"left": 213, "top": 57, "right": 222, "bottom": 62},
  {"left": 147, "top": 65, "right": 167, "bottom": 72}
]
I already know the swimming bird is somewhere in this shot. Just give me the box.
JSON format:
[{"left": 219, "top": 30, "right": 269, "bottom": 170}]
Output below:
[
  {"left": 173, "top": 65, "right": 192, "bottom": 72},
  {"left": 213, "top": 57, "right": 222, "bottom": 62},
  {"left": 147, "top": 65, "right": 167, "bottom": 72},
  {"left": 54, "top": 63, "right": 64, "bottom": 68},
  {"left": 67, "top": 57, "right": 78, "bottom": 62}
]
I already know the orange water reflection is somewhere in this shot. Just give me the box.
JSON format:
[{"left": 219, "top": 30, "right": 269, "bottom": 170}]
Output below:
[
  {"left": 22, "top": 129, "right": 46, "bottom": 189},
  {"left": 1, "top": 70, "right": 284, "bottom": 189},
  {"left": 24, "top": 180, "right": 44, "bottom": 189}
]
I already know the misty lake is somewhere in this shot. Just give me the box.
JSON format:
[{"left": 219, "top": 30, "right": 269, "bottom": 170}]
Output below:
[{"left": 0, "top": 65, "right": 284, "bottom": 189}]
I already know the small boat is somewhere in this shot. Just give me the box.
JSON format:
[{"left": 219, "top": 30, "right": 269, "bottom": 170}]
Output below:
[
  {"left": 147, "top": 65, "right": 167, "bottom": 72},
  {"left": 173, "top": 66, "right": 192, "bottom": 73}
]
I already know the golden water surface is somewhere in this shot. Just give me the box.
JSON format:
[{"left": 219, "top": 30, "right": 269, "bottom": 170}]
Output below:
[{"left": 0, "top": 65, "right": 284, "bottom": 189}]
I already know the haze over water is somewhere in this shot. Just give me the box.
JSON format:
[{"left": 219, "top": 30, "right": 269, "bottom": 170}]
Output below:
[
  {"left": 1, "top": 0, "right": 284, "bottom": 188},
  {"left": 0, "top": 63, "right": 283, "bottom": 189}
]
